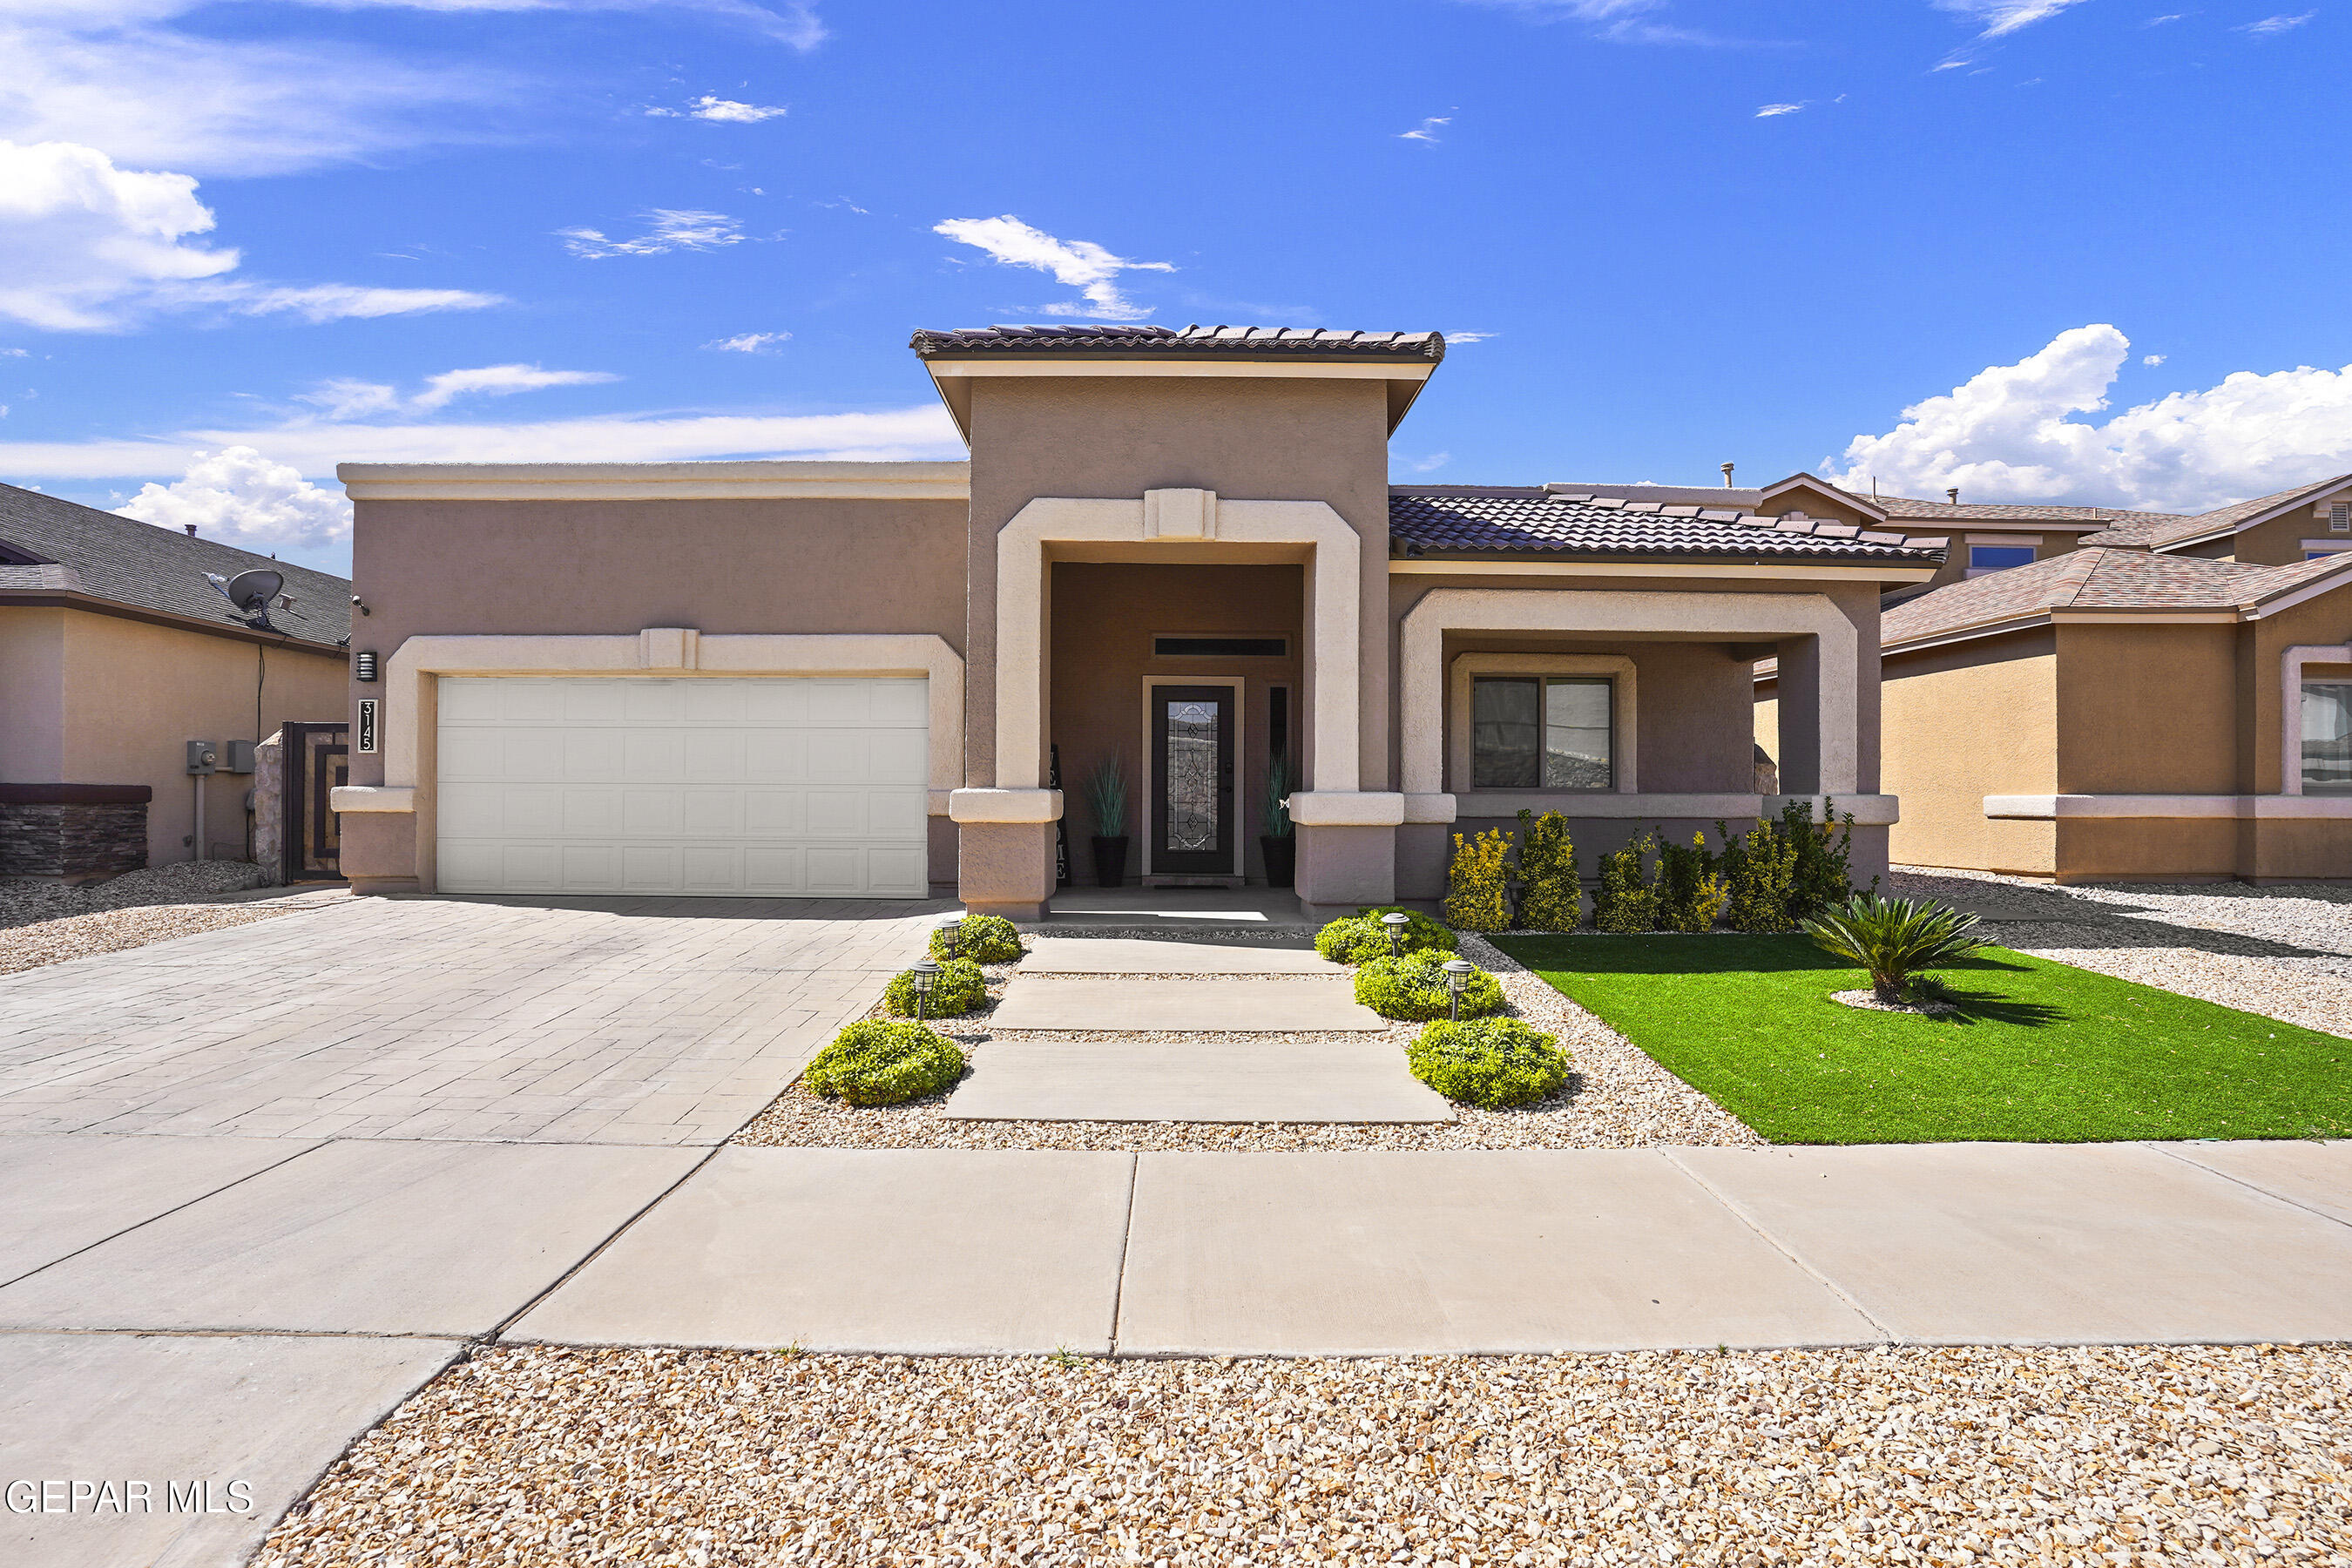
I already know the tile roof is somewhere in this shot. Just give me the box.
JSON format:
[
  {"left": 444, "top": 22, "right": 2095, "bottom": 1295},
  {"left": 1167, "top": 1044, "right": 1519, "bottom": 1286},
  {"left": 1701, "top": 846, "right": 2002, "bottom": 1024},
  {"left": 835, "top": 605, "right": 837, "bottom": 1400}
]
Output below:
[
  {"left": 1862, "top": 493, "right": 2180, "bottom": 529},
  {"left": 1882, "top": 546, "right": 2352, "bottom": 646},
  {"left": 1543, "top": 482, "right": 1770, "bottom": 509},
  {"left": 1388, "top": 488, "right": 1944, "bottom": 564},
  {"left": 909, "top": 324, "right": 1444, "bottom": 362},
  {"left": 2079, "top": 475, "right": 2352, "bottom": 549},
  {"left": 0, "top": 482, "right": 351, "bottom": 648}
]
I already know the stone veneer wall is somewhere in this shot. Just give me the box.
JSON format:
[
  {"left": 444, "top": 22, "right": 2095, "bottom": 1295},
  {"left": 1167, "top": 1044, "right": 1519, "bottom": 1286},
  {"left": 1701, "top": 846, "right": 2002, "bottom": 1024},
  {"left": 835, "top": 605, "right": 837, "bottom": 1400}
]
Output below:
[{"left": 0, "top": 799, "right": 150, "bottom": 880}]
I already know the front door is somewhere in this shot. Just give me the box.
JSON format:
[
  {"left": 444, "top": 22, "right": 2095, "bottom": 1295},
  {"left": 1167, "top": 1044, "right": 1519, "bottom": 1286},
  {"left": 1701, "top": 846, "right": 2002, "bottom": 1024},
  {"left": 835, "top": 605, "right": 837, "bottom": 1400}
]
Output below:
[{"left": 1150, "top": 685, "right": 1235, "bottom": 875}]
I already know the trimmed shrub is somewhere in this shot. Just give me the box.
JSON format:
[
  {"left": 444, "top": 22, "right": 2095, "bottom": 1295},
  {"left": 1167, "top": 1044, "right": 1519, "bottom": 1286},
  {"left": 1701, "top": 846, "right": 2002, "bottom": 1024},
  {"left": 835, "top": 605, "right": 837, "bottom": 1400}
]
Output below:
[
  {"left": 1652, "top": 828, "right": 1730, "bottom": 933},
  {"left": 1517, "top": 811, "right": 1580, "bottom": 932},
  {"left": 1784, "top": 798, "right": 1862, "bottom": 920},
  {"left": 882, "top": 957, "right": 988, "bottom": 1018},
  {"left": 1314, "top": 906, "right": 1456, "bottom": 965},
  {"left": 1720, "top": 817, "right": 1800, "bottom": 933},
  {"left": 1443, "top": 828, "right": 1513, "bottom": 932},
  {"left": 1801, "top": 892, "right": 1984, "bottom": 1004},
  {"left": 1355, "top": 951, "right": 1504, "bottom": 1021},
  {"left": 803, "top": 1019, "right": 966, "bottom": 1106},
  {"left": 1408, "top": 1017, "right": 1571, "bottom": 1108},
  {"left": 1591, "top": 831, "right": 1659, "bottom": 934},
  {"left": 929, "top": 913, "right": 1024, "bottom": 964}
]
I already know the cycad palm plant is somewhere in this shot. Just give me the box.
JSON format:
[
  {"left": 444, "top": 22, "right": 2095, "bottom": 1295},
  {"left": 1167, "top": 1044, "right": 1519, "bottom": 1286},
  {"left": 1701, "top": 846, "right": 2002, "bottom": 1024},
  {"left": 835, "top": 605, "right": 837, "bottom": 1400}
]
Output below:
[{"left": 1800, "top": 893, "right": 1984, "bottom": 1005}]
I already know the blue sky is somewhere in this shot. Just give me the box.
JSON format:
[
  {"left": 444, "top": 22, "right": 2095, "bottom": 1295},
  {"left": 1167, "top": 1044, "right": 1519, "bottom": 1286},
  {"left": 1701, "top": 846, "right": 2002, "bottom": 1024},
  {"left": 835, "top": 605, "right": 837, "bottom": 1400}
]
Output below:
[{"left": 2, "top": 0, "right": 2347, "bottom": 575}]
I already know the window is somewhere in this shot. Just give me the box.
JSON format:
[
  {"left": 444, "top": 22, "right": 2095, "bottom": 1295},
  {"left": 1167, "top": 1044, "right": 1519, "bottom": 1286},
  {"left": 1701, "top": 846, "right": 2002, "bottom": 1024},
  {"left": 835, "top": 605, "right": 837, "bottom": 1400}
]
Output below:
[
  {"left": 1967, "top": 544, "right": 2035, "bottom": 576},
  {"left": 1152, "top": 636, "right": 1288, "bottom": 659},
  {"left": 1470, "top": 676, "right": 1612, "bottom": 789},
  {"left": 2301, "top": 683, "right": 2352, "bottom": 793}
]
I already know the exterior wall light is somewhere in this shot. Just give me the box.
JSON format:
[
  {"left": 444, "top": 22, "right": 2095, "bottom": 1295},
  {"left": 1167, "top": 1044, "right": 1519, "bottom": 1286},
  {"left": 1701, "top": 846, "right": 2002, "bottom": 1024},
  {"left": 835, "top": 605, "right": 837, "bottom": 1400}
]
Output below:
[
  {"left": 1441, "top": 958, "right": 1475, "bottom": 1020},
  {"left": 1381, "top": 910, "right": 1410, "bottom": 958},
  {"left": 354, "top": 651, "right": 379, "bottom": 682},
  {"left": 909, "top": 958, "right": 941, "bottom": 1022}
]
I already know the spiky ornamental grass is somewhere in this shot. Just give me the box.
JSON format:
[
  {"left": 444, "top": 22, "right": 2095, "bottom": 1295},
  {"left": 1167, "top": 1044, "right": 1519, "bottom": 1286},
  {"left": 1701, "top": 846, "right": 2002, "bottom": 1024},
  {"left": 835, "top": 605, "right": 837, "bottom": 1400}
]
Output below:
[{"left": 1800, "top": 893, "right": 1984, "bottom": 1004}]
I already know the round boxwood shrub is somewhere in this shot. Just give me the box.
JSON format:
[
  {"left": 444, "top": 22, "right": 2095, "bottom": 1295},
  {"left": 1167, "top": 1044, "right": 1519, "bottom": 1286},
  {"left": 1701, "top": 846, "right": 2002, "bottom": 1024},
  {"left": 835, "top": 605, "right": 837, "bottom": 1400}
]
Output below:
[
  {"left": 1353, "top": 951, "right": 1503, "bottom": 1022},
  {"left": 1408, "top": 1017, "right": 1571, "bottom": 1108},
  {"left": 1314, "top": 906, "right": 1457, "bottom": 966},
  {"left": 881, "top": 957, "right": 988, "bottom": 1018},
  {"left": 803, "top": 1019, "right": 966, "bottom": 1106},
  {"left": 929, "top": 913, "right": 1024, "bottom": 964}
]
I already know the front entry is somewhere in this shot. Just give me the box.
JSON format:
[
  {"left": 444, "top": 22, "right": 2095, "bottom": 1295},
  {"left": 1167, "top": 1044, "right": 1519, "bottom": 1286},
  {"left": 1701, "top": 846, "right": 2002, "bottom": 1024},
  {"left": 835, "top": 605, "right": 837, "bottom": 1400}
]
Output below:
[{"left": 1149, "top": 684, "right": 1236, "bottom": 877}]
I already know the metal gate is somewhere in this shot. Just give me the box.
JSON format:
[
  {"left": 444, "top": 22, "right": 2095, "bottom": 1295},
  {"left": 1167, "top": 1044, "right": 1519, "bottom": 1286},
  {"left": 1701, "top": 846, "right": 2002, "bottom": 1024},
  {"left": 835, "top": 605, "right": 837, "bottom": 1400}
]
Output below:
[{"left": 281, "top": 721, "right": 348, "bottom": 882}]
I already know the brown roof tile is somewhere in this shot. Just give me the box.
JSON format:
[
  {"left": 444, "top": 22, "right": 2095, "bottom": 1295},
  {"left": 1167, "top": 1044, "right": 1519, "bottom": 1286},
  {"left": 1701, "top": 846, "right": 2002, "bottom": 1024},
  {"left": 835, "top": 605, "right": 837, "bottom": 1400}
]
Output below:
[{"left": 1882, "top": 546, "right": 2352, "bottom": 646}]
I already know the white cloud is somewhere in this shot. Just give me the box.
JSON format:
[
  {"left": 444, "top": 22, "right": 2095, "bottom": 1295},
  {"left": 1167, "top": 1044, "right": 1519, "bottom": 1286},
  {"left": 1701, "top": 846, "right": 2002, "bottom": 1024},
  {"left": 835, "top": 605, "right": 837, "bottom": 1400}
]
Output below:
[
  {"left": 0, "top": 139, "right": 501, "bottom": 331},
  {"left": 1755, "top": 102, "right": 1805, "bottom": 116},
  {"left": 1402, "top": 452, "right": 1451, "bottom": 473},
  {"left": 2144, "top": 353, "right": 2166, "bottom": 366},
  {"left": 112, "top": 445, "right": 352, "bottom": 551},
  {"left": 1934, "top": 0, "right": 2095, "bottom": 37},
  {"left": 0, "top": 406, "right": 963, "bottom": 478},
  {"left": 2145, "top": 12, "right": 2186, "bottom": 24},
  {"left": 932, "top": 215, "right": 1174, "bottom": 321},
  {"left": 559, "top": 209, "right": 745, "bottom": 258},
  {"left": 2238, "top": 11, "right": 2315, "bottom": 32},
  {"left": 705, "top": 331, "right": 791, "bottom": 353},
  {"left": 648, "top": 95, "right": 788, "bottom": 122},
  {"left": 301, "top": 363, "right": 619, "bottom": 418},
  {"left": 1443, "top": 331, "right": 1500, "bottom": 343},
  {"left": 1450, "top": 0, "right": 1737, "bottom": 44},
  {"left": 1399, "top": 116, "right": 1450, "bottom": 143},
  {"left": 1823, "top": 325, "right": 2352, "bottom": 514}
]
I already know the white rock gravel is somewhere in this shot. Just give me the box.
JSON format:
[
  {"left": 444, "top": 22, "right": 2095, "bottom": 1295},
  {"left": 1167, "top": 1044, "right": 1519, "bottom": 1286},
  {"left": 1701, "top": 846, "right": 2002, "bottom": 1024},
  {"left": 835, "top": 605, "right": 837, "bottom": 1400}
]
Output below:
[
  {"left": 251, "top": 1342, "right": 2352, "bottom": 1568},
  {"left": 733, "top": 934, "right": 1761, "bottom": 1152},
  {"left": 0, "top": 861, "right": 302, "bottom": 976},
  {"left": 1892, "top": 868, "right": 2352, "bottom": 1038}
]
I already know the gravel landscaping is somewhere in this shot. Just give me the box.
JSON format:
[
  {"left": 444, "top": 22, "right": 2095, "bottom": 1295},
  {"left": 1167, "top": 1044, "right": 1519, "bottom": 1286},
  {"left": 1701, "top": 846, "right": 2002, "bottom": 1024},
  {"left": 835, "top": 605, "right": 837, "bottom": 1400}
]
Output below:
[
  {"left": 1893, "top": 868, "right": 2352, "bottom": 1038},
  {"left": 732, "top": 932, "right": 1760, "bottom": 1152},
  {"left": 252, "top": 1342, "right": 2352, "bottom": 1568},
  {"left": 0, "top": 861, "right": 312, "bottom": 977}
]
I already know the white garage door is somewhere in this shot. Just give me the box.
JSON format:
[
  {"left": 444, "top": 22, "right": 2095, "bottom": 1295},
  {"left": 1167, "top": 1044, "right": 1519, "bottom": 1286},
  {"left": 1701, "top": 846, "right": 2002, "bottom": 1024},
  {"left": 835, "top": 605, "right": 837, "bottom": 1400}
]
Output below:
[{"left": 435, "top": 676, "right": 929, "bottom": 897}]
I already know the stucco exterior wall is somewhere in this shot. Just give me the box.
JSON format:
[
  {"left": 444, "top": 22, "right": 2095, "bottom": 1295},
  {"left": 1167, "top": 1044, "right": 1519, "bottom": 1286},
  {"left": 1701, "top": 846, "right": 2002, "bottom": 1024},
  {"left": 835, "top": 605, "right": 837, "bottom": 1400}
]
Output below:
[
  {"left": 962, "top": 376, "right": 1394, "bottom": 791},
  {"left": 0, "top": 606, "right": 348, "bottom": 867},
  {"left": 1881, "top": 631, "right": 2058, "bottom": 876},
  {"left": 1046, "top": 561, "right": 1302, "bottom": 882},
  {"left": 343, "top": 495, "right": 970, "bottom": 793},
  {"left": 2053, "top": 623, "right": 2239, "bottom": 795}
]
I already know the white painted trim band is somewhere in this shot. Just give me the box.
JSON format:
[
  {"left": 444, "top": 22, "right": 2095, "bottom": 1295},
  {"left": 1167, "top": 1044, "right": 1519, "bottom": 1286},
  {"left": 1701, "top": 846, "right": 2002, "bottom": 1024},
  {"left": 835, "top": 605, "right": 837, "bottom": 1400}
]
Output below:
[
  {"left": 1285, "top": 792, "right": 1406, "bottom": 828},
  {"left": 329, "top": 787, "right": 415, "bottom": 814},
  {"left": 948, "top": 788, "right": 1064, "bottom": 824},
  {"left": 1985, "top": 793, "right": 2352, "bottom": 820}
]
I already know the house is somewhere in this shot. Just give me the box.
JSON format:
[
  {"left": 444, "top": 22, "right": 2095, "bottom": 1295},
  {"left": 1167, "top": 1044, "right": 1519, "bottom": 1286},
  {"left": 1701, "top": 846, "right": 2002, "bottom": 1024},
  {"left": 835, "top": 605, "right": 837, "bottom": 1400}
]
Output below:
[
  {"left": 329, "top": 325, "right": 1943, "bottom": 917},
  {"left": 0, "top": 483, "right": 352, "bottom": 879}
]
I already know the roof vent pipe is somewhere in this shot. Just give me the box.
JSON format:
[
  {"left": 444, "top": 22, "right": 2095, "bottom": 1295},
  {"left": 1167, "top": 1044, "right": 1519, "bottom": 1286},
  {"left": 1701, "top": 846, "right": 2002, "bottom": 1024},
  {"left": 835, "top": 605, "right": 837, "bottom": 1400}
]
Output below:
[
  {"left": 1945, "top": 487, "right": 1960, "bottom": 505},
  {"left": 183, "top": 524, "right": 198, "bottom": 537},
  {"left": 1720, "top": 463, "right": 1734, "bottom": 488}
]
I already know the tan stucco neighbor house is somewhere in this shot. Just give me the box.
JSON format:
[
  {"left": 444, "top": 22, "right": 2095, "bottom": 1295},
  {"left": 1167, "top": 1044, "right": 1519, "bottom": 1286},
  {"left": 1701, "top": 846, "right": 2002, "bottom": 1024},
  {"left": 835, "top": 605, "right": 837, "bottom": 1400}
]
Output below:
[
  {"left": 0, "top": 483, "right": 353, "bottom": 879},
  {"left": 330, "top": 325, "right": 1943, "bottom": 918}
]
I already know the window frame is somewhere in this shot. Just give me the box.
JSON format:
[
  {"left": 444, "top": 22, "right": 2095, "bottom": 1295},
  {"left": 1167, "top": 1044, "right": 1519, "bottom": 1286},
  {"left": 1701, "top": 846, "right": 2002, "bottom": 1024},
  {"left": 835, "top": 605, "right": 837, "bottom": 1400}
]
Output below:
[
  {"left": 2299, "top": 679, "right": 2352, "bottom": 795},
  {"left": 1447, "top": 652, "right": 1638, "bottom": 797}
]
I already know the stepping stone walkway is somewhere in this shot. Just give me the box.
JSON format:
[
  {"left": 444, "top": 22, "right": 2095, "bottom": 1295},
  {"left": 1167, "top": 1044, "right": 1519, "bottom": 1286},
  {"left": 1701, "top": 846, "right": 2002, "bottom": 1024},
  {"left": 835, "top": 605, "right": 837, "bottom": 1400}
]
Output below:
[{"left": 944, "top": 933, "right": 1449, "bottom": 1124}]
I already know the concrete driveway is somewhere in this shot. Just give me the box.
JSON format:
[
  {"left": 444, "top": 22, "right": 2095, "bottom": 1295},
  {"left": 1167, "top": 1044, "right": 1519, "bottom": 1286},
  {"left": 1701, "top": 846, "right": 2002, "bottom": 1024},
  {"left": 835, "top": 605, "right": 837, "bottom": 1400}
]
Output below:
[
  {"left": 0, "top": 892, "right": 945, "bottom": 1145},
  {"left": 0, "top": 891, "right": 942, "bottom": 1568}
]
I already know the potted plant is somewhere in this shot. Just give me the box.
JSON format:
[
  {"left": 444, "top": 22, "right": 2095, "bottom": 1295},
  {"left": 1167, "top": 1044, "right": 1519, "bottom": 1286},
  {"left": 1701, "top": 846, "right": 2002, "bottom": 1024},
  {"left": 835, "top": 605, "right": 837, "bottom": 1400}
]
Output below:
[
  {"left": 1087, "top": 755, "right": 1130, "bottom": 888},
  {"left": 1260, "top": 754, "right": 1296, "bottom": 888}
]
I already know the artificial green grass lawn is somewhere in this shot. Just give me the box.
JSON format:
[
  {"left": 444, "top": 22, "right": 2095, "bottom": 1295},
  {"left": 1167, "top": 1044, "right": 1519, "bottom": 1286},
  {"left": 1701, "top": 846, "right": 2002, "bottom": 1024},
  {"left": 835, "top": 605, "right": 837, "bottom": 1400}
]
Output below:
[{"left": 1493, "top": 933, "right": 2352, "bottom": 1145}]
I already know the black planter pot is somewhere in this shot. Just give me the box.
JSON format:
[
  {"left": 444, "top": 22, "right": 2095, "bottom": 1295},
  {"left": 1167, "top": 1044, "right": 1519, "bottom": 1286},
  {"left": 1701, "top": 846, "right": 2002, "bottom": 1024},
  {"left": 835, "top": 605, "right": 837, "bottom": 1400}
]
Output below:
[
  {"left": 1090, "top": 835, "right": 1131, "bottom": 889},
  {"left": 1260, "top": 835, "right": 1296, "bottom": 889}
]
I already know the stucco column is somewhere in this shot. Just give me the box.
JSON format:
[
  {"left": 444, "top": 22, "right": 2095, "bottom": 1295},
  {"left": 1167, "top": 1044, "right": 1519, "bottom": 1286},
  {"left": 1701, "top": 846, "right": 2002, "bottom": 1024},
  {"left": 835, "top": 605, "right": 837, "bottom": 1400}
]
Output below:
[
  {"left": 1288, "top": 790, "right": 1404, "bottom": 916},
  {"left": 1774, "top": 634, "right": 1825, "bottom": 795}
]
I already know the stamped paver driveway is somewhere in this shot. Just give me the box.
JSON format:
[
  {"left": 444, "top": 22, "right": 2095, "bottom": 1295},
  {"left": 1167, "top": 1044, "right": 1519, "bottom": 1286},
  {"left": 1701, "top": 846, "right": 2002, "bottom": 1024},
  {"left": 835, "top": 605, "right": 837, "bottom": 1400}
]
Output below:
[{"left": 0, "top": 893, "right": 945, "bottom": 1145}]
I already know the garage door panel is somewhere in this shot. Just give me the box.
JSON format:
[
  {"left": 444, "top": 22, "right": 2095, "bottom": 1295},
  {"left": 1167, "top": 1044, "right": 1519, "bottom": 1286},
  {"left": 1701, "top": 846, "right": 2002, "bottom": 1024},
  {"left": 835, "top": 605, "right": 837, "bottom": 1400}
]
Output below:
[{"left": 437, "top": 676, "right": 927, "bottom": 898}]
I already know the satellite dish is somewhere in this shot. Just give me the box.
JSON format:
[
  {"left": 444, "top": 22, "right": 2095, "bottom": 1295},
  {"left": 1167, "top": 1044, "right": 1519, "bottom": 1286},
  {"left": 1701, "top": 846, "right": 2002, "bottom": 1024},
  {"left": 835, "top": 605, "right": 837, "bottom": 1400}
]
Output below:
[{"left": 204, "top": 568, "right": 285, "bottom": 627}]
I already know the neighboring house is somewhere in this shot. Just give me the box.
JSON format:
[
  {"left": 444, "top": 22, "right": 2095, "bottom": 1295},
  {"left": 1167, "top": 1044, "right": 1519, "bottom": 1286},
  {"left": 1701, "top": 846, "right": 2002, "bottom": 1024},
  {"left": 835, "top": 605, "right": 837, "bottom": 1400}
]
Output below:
[
  {"left": 0, "top": 483, "right": 352, "bottom": 879},
  {"left": 1855, "top": 547, "right": 2352, "bottom": 883},
  {"left": 2077, "top": 473, "right": 2352, "bottom": 565},
  {"left": 331, "top": 324, "right": 1943, "bottom": 917}
]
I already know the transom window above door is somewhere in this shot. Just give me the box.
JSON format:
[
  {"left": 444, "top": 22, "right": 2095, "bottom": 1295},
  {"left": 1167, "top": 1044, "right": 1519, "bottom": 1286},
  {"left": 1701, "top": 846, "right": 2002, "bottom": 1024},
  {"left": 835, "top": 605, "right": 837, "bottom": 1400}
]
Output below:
[{"left": 1470, "top": 676, "right": 1612, "bottom": 790}]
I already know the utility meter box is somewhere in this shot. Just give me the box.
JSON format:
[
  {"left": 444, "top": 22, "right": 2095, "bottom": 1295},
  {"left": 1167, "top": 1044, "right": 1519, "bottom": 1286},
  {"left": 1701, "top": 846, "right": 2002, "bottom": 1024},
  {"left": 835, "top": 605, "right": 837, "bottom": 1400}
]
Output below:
[
  {"left": 186, "top": 740, "right": 219, "bottom": 775},
  {"left": 221, "top": 739, "right": 257, "bottom": 774}
]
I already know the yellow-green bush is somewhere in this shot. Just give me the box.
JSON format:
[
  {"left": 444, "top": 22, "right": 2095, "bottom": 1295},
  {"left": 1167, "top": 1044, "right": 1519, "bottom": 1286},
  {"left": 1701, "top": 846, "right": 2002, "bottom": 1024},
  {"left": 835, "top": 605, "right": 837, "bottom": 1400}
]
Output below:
[
  {"left": 1353, "top": 951, "right": 1504, "bottom": 1021},
  {"left": 1408, "top": 1017, "right": 1571, "bottom": 1108},
  {"left": 1591, "top": 831, "right": 1659, "bottom": 934},
  {"left": 929, "top": 914, "right": 1023, "bottom": 963},
  {"left": 1314, "top": 907, "right": 1456, "bottom": 964},
  {"left": 882, "top": 958, "right": 987, "bottom": 1017},
  {"left": 1517, "top": 810, "right": 1580, "bottom": 931},
  {"left": 1443, "top": 829, "right": 1513, "bottom": 932},
  {"left": 1652, "top": 829, "right": 1730, "bottom": 933},
  {"left": 803, "top": 1020, "right": 966, "bottom": 1106}
]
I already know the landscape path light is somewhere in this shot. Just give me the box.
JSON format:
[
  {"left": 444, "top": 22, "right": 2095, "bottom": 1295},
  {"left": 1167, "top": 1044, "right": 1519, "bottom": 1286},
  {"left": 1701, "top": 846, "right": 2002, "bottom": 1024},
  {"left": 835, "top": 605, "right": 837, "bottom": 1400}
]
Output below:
[
  {"left": 1442, "top": 958, "right": 1475, "bottom": 1021},
  {"left": 1381, "top": 910, "right": 1410, "bottom": 959},
  {"left": 909, "top": 958, "right": 941, "bottom": 1023}
]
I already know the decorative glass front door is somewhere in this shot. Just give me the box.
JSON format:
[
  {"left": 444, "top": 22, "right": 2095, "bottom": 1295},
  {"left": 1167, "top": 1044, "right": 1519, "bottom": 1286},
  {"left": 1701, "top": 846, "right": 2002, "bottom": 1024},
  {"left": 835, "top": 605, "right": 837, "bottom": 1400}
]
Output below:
[{"left": 1151, "top": 685, "right": 1233, "bottom": 875}]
